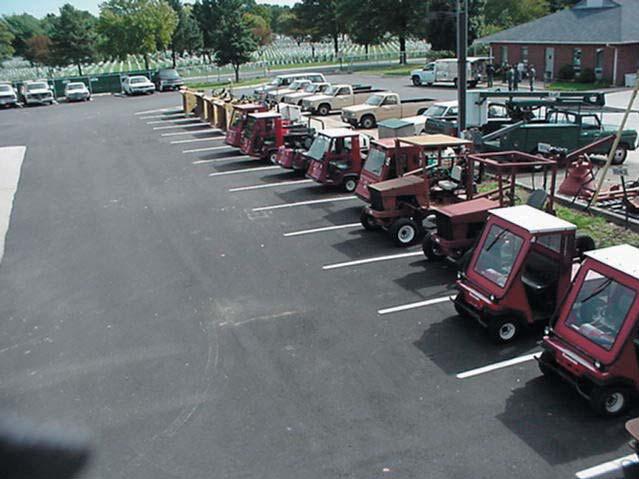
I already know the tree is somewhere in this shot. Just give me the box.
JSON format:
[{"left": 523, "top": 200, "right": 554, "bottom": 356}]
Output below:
[
  {"left": 339, "top": 0, "right": 383, "bottom": 56},
  {"left": 0, "top": 20, "right": 14, "bottom": 61},
  {"left": 98, "top": 0, "right": 178, "bottom": 70},
  {"left": 375, "top": 0, "right": 429, "bottom": 64},
  {"left": 483, "top": 0, "right": 550, "bottom": 34},
  {"left": 213, "top": 0, "right": 257, "bottom": 82},
  {"left": 3, "top": 13, "right": 44, "bottom": 58},
  {"left": 244, "top": 12, "right": 272, "bottom": 46},
  {"left": 295, "top": 0, "right": 342, "bottom": 56},
  {"left": 192, "top": 0, "right": 221, "bottom": 63},
  {"left": 168, "top": 1, "right": 203, "bottom": 67},
  {"left": 49, "top": 4, "right": 98, "bottom": 76},
  {"left": 24, "top": 34, "right": 52, "bottom": 66}
]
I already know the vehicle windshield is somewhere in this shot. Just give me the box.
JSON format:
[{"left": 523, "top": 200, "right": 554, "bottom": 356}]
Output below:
[
  {"left": 160, "top": 70, "right": 179, "bottom": 79},
  {"left": 323, "top": 86, "right": 336, "bottom": 96},
  {"left": 289, "top": 81, "right": 302, "bottom": 90},
  {"left": 305, "top": 84, "right": 318, "bottom": 93},
  {"left": 423, "top": 105, "right": 449, "bottom": 117},
  {"left": 0, "top": 85, "right": 12, "bottom": 92},
  {"left": 230, "top": 110, "right": 245, "bottom": 128},
  {"left": 243, "top": 117, "right": 257, "bottom": 139},
  {"left": 474, "top": 225, "right": 524, "bottom": 288},
  {"left": 363, "top": 147, "right": 387, "bottom": 176},
  {"left": 565, "top": 270, "right": 636, "bottom": 351},
  {"left": 130, "top": 77, "right": 147, "bottom": 84},
  {"left": 306, "top": 135, "right": 331, "bottom": 161},
  {"left": 27, "top": 82, "right": 48, "bottom": 91},
  {"left": 66, "top": 83, "right": 85, "bottom": 91},
  {"left": 366, "top": 94, "right": 385, "bottom": 106}
]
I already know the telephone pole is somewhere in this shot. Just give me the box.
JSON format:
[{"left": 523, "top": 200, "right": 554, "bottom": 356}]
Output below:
[{"left": 457, "top": 0, "right": 468, "bottom": 136}]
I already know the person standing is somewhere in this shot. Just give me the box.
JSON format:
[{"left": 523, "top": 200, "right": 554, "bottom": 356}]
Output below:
[
  {"left": 507, "top": 65, "right": 514, "bottom": 91},
  {"left": 486, "top": 63, "right": 495, "bottom": 88},
  {"left": 513, "top": 66, "right": 520, "bottom": 91},
  {"left": 528, "top": 65, "right": 536, "bottom": 91}
]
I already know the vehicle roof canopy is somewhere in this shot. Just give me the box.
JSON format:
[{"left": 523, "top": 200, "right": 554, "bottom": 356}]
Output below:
[
  {"left": 490, "top": 205, "right": 576, "bottom": 234},
  {"left": 249, "top": 111, "right": 281, "bottom": 119},
  {"left": 399, "top": 134, "right": 472, "bottom": 148},
  {"left": 585, "top": 245, "right": 639, "bottom": 281},
  {"left": 318, "top": 128, "right": 357, "bottom": 138},
  {"left": 235, "top": 103, "right": 263, "bottom": 111}
]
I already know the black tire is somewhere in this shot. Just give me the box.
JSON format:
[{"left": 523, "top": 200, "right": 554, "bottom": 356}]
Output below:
[
  {"left": 453, "top": 78, "right": 458, "bottom": 88},
  {"left": 575, "top": 234, "right": 596, "bottom": 259},
  {"left": 389, "top": 218, "right": 421, "bottom": 247},
  {"left": 611, "top": 144, "right": 628, "bottom": 165},
  {"left": 360, "top": 209, "right": 381, "bottom": 231},
  {"left": 269, "top": 151, "right": 278, "bottom": 164},
  {"left": 589, "top": 386, "right": 630, "bottom": 417},
  {"left": 343, "top": 177, "right": 358, "bottom": 193},
  {"left": 538, "top": 353, "right": 556, "bottom": 378},
  {"left": 422, "top": 233, "right": 445, "bottom": 261},
  {"left": 487, "top": 317, "right": 521, "bottom": 344},
  {"left": 360, "top": 115, "right": 376, "bottom": 130},
  {"left": 470, "top": 81, "right": 478, "bottom": 88},
  {"left": 412, "top": 75, "right": 422, "bottom": 87},
  {"left": 317, "top": 104, "right": 331, "bottom": 116}
]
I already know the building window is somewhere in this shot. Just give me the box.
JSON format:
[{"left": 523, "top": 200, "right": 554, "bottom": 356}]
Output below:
[
  {"left": 500, "top": 46, "right": 508, "bottom": 65},
  {"left": 573, "top": 48, "right": 583, "bottom": 73},
  {"left": 595, "top": 48, "right": 604, "bottom": 80},
  {"left": 521, "top": 46, "right": 529, "bottom": 64}
]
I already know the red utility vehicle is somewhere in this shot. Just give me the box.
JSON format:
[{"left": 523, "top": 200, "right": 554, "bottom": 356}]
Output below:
[
  {"left": 225, "top": 103, "right": 268, "bottom": 147},
  {"left": 422, "top": 151, "right": 558, "bottom": 263},
  {"left": 355, "top": 138, "right": 422, "bottom": 202},
  {"left": 275, "top": 135, "right": 316, "bottom": 172},
  {"left": 360, "top": 134, "right": 474, "bottom": 246},
  {"left": 538, "top": 244, "right": 639, "bottom": 416},
  {"left": 455, "top": 205, "right": 595, "bottom": 343},
  {"left": 305, "top": 129, "right": 371, "bottom": 192}
]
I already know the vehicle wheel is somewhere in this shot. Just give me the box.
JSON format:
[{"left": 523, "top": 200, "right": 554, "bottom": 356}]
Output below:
[
  {"left": 298, "top": 100, "right": 304, "bottom": 106},
  {"left": 269, "top": 151, "right": 278, "bottom": 164},
  {"left": 360, "top": 209, "right": 381, "bottom": 231},
  {"left": 453, "top": 78, "right": 458, "bottom": 88},
  {"left": 318, "top": 104, "right": 331, "bottom": 116},
  {"left": 390, "top": 218, "right": 421, "bottom": 247},
  {"left": 343, "top": 177, "right": 358, "bottom": 193},
  {"left": 488, "top": 317, "right": 521, "bottom": 344},
  {"left": 611, "top": 144, "right": 628, "bottom": 165},
  {"left": 360, "top": 115, "right": 375, "bottom": 130},
  {"left": 589, "top": 386, "right": 630, "bottom": 417},
  {"left": 470, "top": 81, "right": 478, "bottom": 88},
  {"left": 575, "top": 234, "right": 596, "bottom": 259},
  {"left": 454, "top": 301, "right": 470, "bottom": 319},
  {"left": 412, "top": 76, "right": 422, "bottom": 87},
  {"left": 422, "top": 233, "right": 445, "bottom": 261},
  {"left": 538, "top": 353, "right": 556, "bottom": 378}
]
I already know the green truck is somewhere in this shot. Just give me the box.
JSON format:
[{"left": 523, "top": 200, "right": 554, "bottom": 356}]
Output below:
[{"left": 483, "top": 108, "right": 637, "bottom": 164}]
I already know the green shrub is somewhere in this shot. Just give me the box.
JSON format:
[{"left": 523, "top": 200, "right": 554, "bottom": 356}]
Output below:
[
  {"left": 578, "top": 67, "right": 596, "bottom": 83},
  {"left": 558, "top": 64, "right": 575, "bottom": 80}
]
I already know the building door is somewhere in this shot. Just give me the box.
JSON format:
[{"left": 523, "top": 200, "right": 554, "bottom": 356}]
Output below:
[{"left": 545, "top": 47, "right": 555, "bottom": 80}]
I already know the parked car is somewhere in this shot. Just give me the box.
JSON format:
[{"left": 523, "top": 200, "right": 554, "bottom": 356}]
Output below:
[
  {"left": 341, "top": 92, "right": 432, "bottom": 129},
  {"left": 265, "top": 79, "right": 311, "bottom": 104},
  {"left": 282, "top": 82, "right": 331, "bottom": 105},
  {"left": 122, "top": 76, "right": 155, "bottom": 95},
  {"left": 403, "top": 101, "right": 458, "bottom": 134},
  {"left": 410, "top": 57, "right": 487, "bottom": 87},
  {"left": 153, "top": 69, "right": 184, "bottom": 91},
  {"left": 254, "top": 72, "right": 326, "bottom": 96},
  {"left": 301, "top": 84, "right": 386, "bottom": 116},
  {"left": 64, "top": 82, "right": 91, "bottom": 102},
  {"left": 0, "top": 83, "right": 18, "bottom": 108},
  {"left": 21, "top": 80, "right": 55, "bottom": 106}
]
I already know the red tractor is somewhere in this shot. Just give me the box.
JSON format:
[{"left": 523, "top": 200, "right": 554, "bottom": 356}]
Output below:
[
  {"left": 355, "top": 138, "right": 423, "bottom": 202},
  {"left": 454, "top": 205, "right": 595, "bottom": 344},
  {"left": 538, "top": 244, "right": 639, "bottom": 417},
  {"left": 224, "top": 103, "right": 268, "bottom": 147},
  {"left": 360, "top": 134, "right": 475, "bottom": 246},
  {"left": 305, "top": 129, "right": 371, "bottom": 192},
  {"left": 240, "top": 111, "right": 314, "bottom": 163},
  {"left": 422, "top": 151, "right": 558, "bottom": 263}
]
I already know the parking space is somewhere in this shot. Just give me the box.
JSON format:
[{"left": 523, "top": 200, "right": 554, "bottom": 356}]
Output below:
[{"left": 0, "top": 88, "right": 636, "bottom": 479}]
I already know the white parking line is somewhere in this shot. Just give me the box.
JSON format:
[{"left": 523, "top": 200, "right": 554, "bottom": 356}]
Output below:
[
  {"left": 140, "top": 113, "right": 186, "bottom": 120},
  {"left": 135, "top": 106, "right": 181, "bottom": 115},
  {"left": 576, "top": 454, "right": 638, "bottom": 479},
  {"left": 153, "top": 122, "right": 207, "bottom": 130},
  {"left": 284, "top": 223, "right": 361, "bottom": 237},
  {"left": 456, "top": 352, "right": 541, "bottom": 379},
  {"left": 171, "top": 137, "right": 224, "bottom": 144},
  {"left": 147, "top": 117, "right": 197, "bottom": 124},
  {"left": 192, "top": 156, "right": 249, "bottom": 165},
  {"left": 183, "top": 145, "right": 232, "bottom": 154},
  {"left": 230, "top": 179, "right": 313, "bottom": 192},
  {"left": 252, "top": 195, "right": 357, "bottom": 212},
  {"left": 209, "top": 166, "right": 280, "bottom": 177},
  {"left": 378, "top": 295, "right": 454, "bottom": 316},
  {"left": 0, "top": 146, "right": 26, "bottom": 264},
  {"left": 322, "top": 250, "right": 422, "bottom": 271},
  {"left": 161, "top": 128, "right": 215, "bottom": 137}
]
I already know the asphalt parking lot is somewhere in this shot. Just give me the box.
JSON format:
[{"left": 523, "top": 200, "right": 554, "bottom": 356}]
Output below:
[{"left": 0, "top": 89, "right": 636, "bottom": 479}]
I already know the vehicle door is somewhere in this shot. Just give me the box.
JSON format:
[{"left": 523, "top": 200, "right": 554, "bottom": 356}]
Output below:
[
  {"left": 334, "top": 87, "right": 352, "bottom": 109},
  {"left": 421, "top": 63, "right": 435, "bottom": 84},
  {"left": 578, "top": 114, "right": 604, "bottom": 147},
  {"left": 379, "top": 95, "right": 399, "bottom": 120}
]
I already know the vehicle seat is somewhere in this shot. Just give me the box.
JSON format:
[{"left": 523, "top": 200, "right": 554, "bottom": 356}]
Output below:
[
  {"left": 527, "top": 189, "right": 548, "bottom": 210},
  {"left": 522, "top": 251, "right": 559, "bottom": 292},
  {"left": 438, "top": 165, "right": 463, "bottom": 191}
]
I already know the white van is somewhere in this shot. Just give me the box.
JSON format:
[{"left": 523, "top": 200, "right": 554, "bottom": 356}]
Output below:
[
  {"left": 411, "top": 57, "right": 487, "bottom": 88},
  {"left": 254, "top": 72, "right": 326, "bottom": 95}
]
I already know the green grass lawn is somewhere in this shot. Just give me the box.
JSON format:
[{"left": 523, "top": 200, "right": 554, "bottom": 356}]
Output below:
[
  {"left": 358, "top": 64, "right": 421, "bottom": 76},
  {"left": 547, "top": 81, "right": 610, "bottom": 91},
  {"left": 186, "top": 77, "right": 268, "bottom": 90}
]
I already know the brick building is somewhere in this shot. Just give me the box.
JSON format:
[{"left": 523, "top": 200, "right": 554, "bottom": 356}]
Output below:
[{"left": 478, "top": 0, "right": 639, "bottom": 86}]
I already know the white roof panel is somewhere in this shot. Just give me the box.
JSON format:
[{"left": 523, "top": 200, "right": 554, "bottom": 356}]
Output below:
[
  {"left": 585, "top": 245, "right": 639, "bottom": 281},
  {"left": 490, "top": 205, "right": 576, "bottom": 234},
  {"left": 319, "top": 128, "right": 356, "bottom": 138}
]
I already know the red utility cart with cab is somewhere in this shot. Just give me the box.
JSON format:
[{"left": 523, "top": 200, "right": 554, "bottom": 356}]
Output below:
[
  {"left": 422, "top": 151, "right": 558, "bottom": 263},
  {"left": 360, "top": 134, "right": 474, "bottom": 246},
  {"left": 454, "top": 205, "right": 596, "bottom": 343},
  {"left": 225, "top": 103, "right": 268, "bottom": 147},
  {"left": 305, "top": 129, "right": 371, "bottom": 192},
  {"left": 355, "top": 138, "right": 423, "bottom": 202},
  {"left": 538, "top": 244, "right": 639, "bottom": 417}
]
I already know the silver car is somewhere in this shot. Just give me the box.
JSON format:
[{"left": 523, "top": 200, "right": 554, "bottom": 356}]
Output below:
[
  {"left": 22, "top": 81, "right": 55, "bottom": 106},
  {"left": 122, "top": 76, "right": 155, "bottom": 95},
  {"left": 65, "top": 82, "right": 91, "bottom": 102},
  {"left": 0, "top": 83, "right": 18, "bottom": 108}
]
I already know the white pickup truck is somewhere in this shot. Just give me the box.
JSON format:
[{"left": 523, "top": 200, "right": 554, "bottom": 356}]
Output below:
[
  {"left": 341, "top": 92, "right": 433, "bottom": 129},
  {"left": 410, "top": 57, "right": 487, "bottom": 87},
  {"left": 301, "top": 84, "right": 386, "bottom": 116},
  {"left": 403, "top": 101, "right": 458, "bottom": 134},
  {"left": 282, "top": 82, "right": 331, "bottom": 105}
]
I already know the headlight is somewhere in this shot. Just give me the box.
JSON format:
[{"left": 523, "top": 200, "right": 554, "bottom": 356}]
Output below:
[
  {"left": 544, "top": 326, "right": 551, "bottom": 336},
  {"left": 594, "top": 361, "right": 602, "bottom": 370},
  {"left": 489, "top": 294, "right": 496, "bottom": 302}
]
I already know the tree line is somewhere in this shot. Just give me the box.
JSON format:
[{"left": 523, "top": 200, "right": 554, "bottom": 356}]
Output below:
[{"left": 0, "top": 0, "right": 580, "bottom": 80}]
